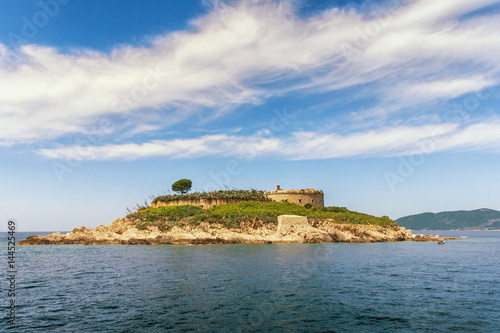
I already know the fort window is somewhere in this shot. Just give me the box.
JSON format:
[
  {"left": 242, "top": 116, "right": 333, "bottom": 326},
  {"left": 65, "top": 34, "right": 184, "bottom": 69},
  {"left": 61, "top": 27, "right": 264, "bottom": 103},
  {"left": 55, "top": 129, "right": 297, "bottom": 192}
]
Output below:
[{"left": 299, "top": 199, "right": 302, "bottom": 203}]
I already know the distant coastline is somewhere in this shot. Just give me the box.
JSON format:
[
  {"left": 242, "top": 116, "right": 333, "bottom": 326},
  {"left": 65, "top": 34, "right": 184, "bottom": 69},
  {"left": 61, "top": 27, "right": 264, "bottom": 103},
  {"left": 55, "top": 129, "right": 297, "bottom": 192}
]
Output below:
[{"left": 397, "top": 209, "right": 500, "bottom": 231}]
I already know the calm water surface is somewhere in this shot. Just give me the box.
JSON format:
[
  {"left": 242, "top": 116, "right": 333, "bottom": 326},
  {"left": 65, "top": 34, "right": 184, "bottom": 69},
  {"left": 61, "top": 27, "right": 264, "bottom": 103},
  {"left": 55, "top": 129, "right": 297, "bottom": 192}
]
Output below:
[{"left": 1, "top": 231, "right": 499, "bottom": 332}]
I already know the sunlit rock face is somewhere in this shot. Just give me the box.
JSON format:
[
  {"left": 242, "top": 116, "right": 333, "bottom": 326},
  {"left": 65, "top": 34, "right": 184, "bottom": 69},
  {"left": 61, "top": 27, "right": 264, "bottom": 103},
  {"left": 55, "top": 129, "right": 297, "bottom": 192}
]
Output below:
[{"left": 19, "top": 215, "right": 453, "bottom": 245}]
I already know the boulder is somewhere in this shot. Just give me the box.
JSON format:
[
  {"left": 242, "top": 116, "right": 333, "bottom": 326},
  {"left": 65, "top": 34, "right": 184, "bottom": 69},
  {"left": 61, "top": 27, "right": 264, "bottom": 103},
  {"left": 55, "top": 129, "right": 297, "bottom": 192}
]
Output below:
[
  {"left": 275, "top": 215, "right": 333, "bottom": 243},
  {"left": 277, "top": 215, "right": 310, "bottom": 235}
]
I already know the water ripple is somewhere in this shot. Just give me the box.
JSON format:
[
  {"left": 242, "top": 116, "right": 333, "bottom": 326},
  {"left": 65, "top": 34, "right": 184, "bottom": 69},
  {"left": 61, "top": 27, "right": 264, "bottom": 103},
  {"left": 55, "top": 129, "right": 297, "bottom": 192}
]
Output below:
[{"left": 1, "top": 232, "right": 499, "bottom": 332}]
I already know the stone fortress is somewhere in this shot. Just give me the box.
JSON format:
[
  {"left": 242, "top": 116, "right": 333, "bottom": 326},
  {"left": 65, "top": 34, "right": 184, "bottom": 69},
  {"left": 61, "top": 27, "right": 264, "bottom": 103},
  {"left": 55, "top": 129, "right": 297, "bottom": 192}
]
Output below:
[
  {"left": 152, "top": 185, "right": 324, "bottom": 209},
  {"left": 265, "top": 185, "right": 324, "bottom": 208}
]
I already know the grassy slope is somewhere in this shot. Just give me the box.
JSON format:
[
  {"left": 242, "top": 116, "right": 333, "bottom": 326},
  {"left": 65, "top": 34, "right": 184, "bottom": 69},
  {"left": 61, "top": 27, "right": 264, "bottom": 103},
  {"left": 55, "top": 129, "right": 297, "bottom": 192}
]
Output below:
[{"left": 127, "top": 201, "right": 396, "bottom": 231}]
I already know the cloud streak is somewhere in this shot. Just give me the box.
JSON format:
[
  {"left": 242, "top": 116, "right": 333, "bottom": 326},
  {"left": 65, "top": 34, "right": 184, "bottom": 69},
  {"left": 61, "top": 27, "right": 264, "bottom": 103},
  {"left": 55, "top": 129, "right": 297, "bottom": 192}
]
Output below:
[
  {"left": 2, "top": 0, "right": 500, "bottom": 150},
  {"left": 37, "top": 120, "right": 500, "bottom": 160}
]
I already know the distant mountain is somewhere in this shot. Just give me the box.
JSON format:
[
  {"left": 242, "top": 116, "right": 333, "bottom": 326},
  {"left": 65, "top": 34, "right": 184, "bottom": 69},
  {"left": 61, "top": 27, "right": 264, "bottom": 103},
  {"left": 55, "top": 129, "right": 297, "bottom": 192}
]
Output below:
[{"left": 396, "top": 209, "right": 500, "bottom": 230}]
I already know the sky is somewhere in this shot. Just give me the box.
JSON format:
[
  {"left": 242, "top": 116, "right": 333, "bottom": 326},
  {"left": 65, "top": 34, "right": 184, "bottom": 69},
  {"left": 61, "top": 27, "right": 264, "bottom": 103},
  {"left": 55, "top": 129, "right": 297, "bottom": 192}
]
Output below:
[{"left": 1, "top": 0, "right": 500, "bottom": 231}]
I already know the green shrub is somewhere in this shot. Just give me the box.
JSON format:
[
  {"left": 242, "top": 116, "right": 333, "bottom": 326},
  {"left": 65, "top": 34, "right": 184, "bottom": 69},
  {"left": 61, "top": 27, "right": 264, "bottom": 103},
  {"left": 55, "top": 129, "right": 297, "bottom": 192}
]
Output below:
[
  {"left": 128, "top": 201, "right": 397, "bottom": 231},
  {"left": 128, "top": 205, "right": 203, "bottom": 221},
  {"left": 319, "top": 206, "right": 349, "bottom": 213},
  {"left": 207, "top": 201, "right": 310, "bottom": 220},
  {"left": 171, "top": 179, "right": 192, "bottom": 194}
]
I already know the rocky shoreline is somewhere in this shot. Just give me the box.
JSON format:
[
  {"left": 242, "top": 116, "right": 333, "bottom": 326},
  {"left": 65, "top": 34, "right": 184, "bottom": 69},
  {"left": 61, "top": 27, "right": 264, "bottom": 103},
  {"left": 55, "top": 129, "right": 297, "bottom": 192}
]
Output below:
[{"left": 19, "top": 215, "right": 457, "bottom": 245}]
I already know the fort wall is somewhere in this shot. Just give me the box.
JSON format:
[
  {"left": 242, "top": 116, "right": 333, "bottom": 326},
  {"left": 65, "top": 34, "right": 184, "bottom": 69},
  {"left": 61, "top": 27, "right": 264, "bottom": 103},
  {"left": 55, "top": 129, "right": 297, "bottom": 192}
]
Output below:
[
  {"left": 152, "top": 198, "right": 267, "bottom": 209},
  {"left": 265, "top": 187, "right": 324, "bottom": 208},
  {"left": 152, "top": 186, "right": 325, "bottom": 209}
]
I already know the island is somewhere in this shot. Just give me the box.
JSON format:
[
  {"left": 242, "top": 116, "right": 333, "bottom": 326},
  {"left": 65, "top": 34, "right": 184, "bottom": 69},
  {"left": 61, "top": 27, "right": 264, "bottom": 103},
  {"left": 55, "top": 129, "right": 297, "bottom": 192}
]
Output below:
[{"left": 20, "top": 186, "right": 455, "bottom": 245}]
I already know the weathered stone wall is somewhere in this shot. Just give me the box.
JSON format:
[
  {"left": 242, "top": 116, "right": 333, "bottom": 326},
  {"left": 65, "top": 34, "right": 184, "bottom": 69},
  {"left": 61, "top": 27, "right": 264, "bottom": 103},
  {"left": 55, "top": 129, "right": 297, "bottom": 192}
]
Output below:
[
  {"left": 265, "top": 189, "right": 324, "bottom": 208},
  {"left": 276, "top": 215, "right": 311, "bottom": 235},
  {"left": 152, "top": 187, "right": 324, "bottom": 209},
  {"left": 152, "top": 198, "right": 266, "bottom": 209}
]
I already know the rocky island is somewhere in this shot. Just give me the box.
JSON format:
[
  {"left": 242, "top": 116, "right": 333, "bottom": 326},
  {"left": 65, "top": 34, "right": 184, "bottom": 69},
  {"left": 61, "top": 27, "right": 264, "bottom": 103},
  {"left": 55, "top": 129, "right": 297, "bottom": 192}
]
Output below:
[
  {"left": 19, "top": 215, "right": 450, "bottom": 245},
  {"left": 20, "top": 188, "right": 453, "bottom": 245}
]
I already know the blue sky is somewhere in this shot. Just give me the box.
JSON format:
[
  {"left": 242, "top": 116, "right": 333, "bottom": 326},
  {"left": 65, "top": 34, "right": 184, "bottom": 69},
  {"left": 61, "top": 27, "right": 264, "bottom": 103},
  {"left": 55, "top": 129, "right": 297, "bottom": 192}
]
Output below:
[{"left": 1, "top": 0, "right": 500, "bottom": 231}]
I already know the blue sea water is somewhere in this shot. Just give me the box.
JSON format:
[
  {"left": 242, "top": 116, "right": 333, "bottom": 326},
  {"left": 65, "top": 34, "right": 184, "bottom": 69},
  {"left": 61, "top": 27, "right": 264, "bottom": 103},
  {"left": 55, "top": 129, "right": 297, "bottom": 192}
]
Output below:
[{"left": 1, "top": 231, "right": 499, "bottom": 332}]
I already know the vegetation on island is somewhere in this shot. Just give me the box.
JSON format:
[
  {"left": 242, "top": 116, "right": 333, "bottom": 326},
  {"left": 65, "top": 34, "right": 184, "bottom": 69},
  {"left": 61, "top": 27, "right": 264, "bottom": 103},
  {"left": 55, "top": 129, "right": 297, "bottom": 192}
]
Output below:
[
  {"left": 127, "top": 200, "right": 396, "bottom": 231},
  {"left": 152, "top": 189, "right": 267, "bottom": 204}
]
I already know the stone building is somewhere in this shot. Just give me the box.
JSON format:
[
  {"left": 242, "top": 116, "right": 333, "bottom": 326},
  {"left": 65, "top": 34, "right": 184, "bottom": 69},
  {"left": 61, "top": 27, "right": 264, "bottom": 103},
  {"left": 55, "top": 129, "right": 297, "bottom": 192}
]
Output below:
[{"left": 265, "top": 185, "right": 324, "bottom": 208}]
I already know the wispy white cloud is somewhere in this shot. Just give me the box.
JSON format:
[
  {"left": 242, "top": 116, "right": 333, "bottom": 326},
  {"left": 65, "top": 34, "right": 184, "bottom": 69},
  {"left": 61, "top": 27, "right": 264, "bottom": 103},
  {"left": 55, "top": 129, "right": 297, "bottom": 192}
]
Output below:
[
  {"left": 390, "top": 0, "right": 500, "bottom": 28},
  {"left": 38, "top": 133, "right": 281, "bottom": 160},
  {"left": 2, "top": 0, "right": 500, "bottom": 148},
  {"left": 384, "top": 77, "right": 497, "bottom": 109},
  {"left": 37, "top": 120, "right": 500, "bottom": 160},
  {"left": 437, "top": 121, "right": 500, "bottom": 152}
]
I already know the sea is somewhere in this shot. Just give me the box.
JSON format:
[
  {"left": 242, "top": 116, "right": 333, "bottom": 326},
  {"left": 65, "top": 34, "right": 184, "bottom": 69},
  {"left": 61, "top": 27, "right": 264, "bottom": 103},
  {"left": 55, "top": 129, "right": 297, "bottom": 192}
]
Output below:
[{"left": 2, "top": 230, "right": 499, "bottom": 332}]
